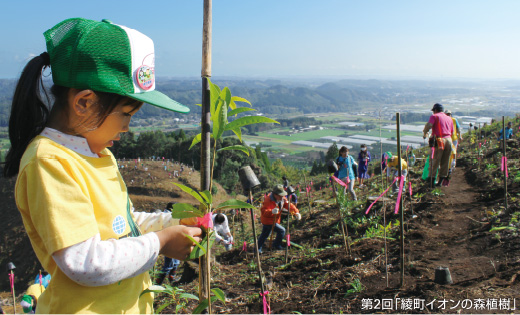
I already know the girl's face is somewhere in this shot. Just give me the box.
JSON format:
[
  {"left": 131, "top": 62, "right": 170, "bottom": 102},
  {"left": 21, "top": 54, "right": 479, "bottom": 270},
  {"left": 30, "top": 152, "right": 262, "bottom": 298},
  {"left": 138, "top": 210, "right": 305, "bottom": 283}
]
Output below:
[
  {"left": 82, "top": 100, "right": 142, "bottom": 154},
  {"left": 340, "top": 150, "right": 347, "bottom": 157}
]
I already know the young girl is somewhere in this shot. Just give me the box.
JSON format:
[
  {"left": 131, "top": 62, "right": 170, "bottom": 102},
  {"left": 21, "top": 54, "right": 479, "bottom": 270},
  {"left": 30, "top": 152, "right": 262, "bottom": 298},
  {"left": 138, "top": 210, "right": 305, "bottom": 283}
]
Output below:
[
  {"left": 5, "top": 18, "right": 202, "bottom": 314},
  {"left": 357, "top": 144, "right": 371, "bottom": 188},
  {"left": 336, "top": 146, "right": 358, "bottom": 200}
]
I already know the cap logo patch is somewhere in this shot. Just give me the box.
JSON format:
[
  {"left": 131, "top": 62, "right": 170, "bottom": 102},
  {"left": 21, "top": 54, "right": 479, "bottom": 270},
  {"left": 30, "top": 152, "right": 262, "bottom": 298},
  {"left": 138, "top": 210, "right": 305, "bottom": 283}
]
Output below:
[{"left": 136, "top": 65, "right": 154, "bottom": 90}]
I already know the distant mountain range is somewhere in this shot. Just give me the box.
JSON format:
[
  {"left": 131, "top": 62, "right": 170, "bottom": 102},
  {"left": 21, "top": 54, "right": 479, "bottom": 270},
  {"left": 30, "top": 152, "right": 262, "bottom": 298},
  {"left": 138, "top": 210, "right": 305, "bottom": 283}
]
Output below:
[{"left": 0, "top": 77, "right": 518, "bottom": 127}]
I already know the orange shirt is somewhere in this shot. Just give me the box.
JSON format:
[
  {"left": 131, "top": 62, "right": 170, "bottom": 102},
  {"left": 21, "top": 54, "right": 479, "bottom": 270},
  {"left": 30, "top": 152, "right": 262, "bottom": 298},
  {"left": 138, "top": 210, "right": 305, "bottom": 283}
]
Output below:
[{"left": 260, "top": 193, "right": 299, "bottom": 225}]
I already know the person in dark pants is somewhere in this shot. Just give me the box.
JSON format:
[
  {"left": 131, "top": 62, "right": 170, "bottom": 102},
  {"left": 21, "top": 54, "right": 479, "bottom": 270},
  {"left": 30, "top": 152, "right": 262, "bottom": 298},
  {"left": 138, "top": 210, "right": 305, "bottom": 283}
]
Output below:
[{"left": 257, "top": 185, "right": 301, "bottom": 253}]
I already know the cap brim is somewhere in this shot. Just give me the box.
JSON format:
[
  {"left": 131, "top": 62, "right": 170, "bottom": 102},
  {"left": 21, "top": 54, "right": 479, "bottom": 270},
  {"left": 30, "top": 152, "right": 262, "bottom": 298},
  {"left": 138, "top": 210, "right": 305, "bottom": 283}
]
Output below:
[
  {"left": 278, "top": 191, "right": 288, "bottom": 196},
  {"left": 126, "top": 90, "right": 190, "bottom": 113}
]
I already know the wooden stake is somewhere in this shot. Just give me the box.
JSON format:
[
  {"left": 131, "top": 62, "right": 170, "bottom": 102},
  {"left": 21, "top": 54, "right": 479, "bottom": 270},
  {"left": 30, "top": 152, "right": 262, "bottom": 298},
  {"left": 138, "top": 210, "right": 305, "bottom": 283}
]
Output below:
[
  {"left": 396, "top": 113, "right": 405, "bottom": 288},
  {"left": 503, "top": 117, "right": 508, "bottom": 211},
  {"left": 331, "top": 183, "right": 351, "bottom": 256},
  {"left": 268, "top": 201, "right": 282, "bottom": 249},
  {"left": 380, "top": 111, "right": 389, "bottom": 287},
  {"left": 10, "top": 270, "right": 16, "bottom": 314},
  {"left": 200, "top": 0, "right": 212, "bottom": 312},
  {"left": 249, "top": 191, "right": 266, "bottom": 294},
  {"left": 285, "top": 196, "right": 293, "bottom": 264},
  {"left": 303, "top": 173, "right": 313, "bottom": 214}
]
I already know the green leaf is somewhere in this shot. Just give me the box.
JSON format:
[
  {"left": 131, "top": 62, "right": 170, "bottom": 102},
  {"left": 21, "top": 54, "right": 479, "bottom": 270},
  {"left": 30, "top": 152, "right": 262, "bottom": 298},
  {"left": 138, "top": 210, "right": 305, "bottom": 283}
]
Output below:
[
  {"left": 186, "top": 234, "right": 206, "bottom": 255},
  {"left": 213, "top": 100, "right": 228, "bottom": 140},
  {"left": 186, "top": 234, "right": 215, "bottom": 260},
  {"left": 231, "top": 96, "right": 251, "bottom": 106},
  {"left": 215, "top": 199, "right": 255, "bottom": 211},
  {"left": 211, "top": 288, "right": 226, "bottom": 303},
  {"left": 220, "top": 87, "right": 232, "bottom": 110},
  {"left": 189, "top": 133, "right": 202, "bottom": 150},
  {"left": 231, "top": 127, "right": 243, "bottom": 142},
  {"left": 224, "top": 116, "right": 279, "bottom": 131},
  {"left": 217, "top": 145, "right": 250, "bottom": 156},
  {"left": 194, "top": 103, "right": 202, "bottom": 107},
  {"left": 200, "top": 190, "right": 213, "bottom": 204},
  {"left": 139, "top": 286, "right": 171, "bottom": 298},
  {"left": 171, "top": 203, "right": 203, "bottom": 219},
  {"left": 156, "top": 302, "right": 172, "bottom": 313},
  {"left": 228, "top": 107, "right": 256, "bottom": 117},
  {"left": 192, "top": 298, "right": 209, "bottom": 314},
  {"left": 208, "top": 79, "right": 221, "bottom": 117},
  {"left": 178, "top": 293, "right": 200, "bottom": 301},
  {"left": 172, "top": 182, "right": 207, "bottom": 205}
]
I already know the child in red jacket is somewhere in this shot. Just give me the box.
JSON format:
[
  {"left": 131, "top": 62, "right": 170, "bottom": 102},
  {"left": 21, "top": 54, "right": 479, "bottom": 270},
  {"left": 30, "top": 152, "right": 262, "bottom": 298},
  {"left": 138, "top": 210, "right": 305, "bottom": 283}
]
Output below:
[{"left": 257, "top": 184, "right": 301, "bottom": 253}]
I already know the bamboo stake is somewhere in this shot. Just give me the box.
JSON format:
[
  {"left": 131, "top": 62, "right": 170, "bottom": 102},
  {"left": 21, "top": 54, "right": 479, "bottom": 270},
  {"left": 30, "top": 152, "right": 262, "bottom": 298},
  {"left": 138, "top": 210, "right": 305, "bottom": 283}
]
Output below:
[
  {"left": 331, "top": 182, "right": 350, "bottom": 256},
  {"left": 379, "top": 111, "right": 389, "bottom": 287},
  {"left": 503, "top": 117, "right": 508, "bottom": 211},
  {"left": 10, "top": 270, "right": 16, "bottom": 314},
  {"left": 397, "top": 113, "right": 405, "bottom": 288},
  {"left": 249, "top": 190, "right": 266, "bottom": 294},
  {"left": 303, "top": 173, "right": 313, "bottom": 214},
  {"left": 200, "top": 0, "right": 212, "bottom": 312},
  {"left": 268, "top": 201, "right": 282, "bottom": 249},
  {"left": 285, "top": 195, "right": 293, "bottom": 264}
]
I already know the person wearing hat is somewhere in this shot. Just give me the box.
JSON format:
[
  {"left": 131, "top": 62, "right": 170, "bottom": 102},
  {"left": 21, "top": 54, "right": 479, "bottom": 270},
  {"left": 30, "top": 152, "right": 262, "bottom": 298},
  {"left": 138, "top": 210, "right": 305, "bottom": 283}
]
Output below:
[
  {"left": 5, "top": 18, "right": 203, "bottom": 314},
  {"left": 257, "top": 184, "right": 301, "bottom": 253},
  {"left": 423, "top": 103, "right": 454, "bottom": 186},
  {"left": 498, "top": 121, "right": 513, "bottom": 141},
  {"left": 445, "top": 110, "right": 462, "bottom": 175},
  {"left": 20, "top": 283, "right": 45, "bottom": 314},
  {"left": 282, "top": 176, "right": 289, "bottom": 189}
]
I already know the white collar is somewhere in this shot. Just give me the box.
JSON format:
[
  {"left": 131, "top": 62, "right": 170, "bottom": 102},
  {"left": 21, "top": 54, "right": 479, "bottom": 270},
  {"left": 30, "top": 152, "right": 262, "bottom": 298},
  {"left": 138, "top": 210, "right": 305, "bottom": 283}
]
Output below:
[{"left": 40, "top": 127, "right": 98, "bottom": 158}]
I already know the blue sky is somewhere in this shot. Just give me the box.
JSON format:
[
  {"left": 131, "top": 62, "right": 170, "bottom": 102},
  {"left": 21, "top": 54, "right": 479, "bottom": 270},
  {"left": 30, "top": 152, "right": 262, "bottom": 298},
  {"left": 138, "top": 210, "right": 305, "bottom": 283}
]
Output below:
[{"left": 2, "top": 0, "right": 520, "bottom": 80}]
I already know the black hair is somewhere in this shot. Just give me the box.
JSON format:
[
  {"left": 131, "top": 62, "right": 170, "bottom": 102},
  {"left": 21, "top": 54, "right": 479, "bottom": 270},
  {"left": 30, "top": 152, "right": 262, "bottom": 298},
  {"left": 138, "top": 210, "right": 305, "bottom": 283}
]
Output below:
[
  {"left": 3, "top": 53, "right": 140, "bottom": 177},
  {"left": 166, "top": 202, "right": 176, "bottom": 210},
  {"left": 214, "top": 213, "right": 225, "bottom": 224}
]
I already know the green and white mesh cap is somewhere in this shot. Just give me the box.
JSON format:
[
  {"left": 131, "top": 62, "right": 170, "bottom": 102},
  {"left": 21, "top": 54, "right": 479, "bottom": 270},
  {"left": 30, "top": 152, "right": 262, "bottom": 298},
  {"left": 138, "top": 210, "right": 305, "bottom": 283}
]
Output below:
[{"left": 44, "top": 18, "right": 189, "bottom": 113}]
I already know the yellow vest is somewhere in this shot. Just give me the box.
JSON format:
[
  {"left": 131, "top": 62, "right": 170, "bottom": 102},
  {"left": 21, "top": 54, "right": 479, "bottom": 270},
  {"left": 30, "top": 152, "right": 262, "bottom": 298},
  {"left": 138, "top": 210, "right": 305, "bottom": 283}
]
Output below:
[
  {"left": 451, "top": 117, "right": 458, "bottom": 141},
  {"left": 16, "top": 137, "right": 154, "bottom": 314}
]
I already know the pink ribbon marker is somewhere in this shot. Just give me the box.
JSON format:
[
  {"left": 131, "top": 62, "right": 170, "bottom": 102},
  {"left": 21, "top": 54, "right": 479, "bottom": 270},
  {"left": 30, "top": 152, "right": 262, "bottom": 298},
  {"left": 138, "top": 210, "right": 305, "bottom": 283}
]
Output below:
[
  {"left": 408, "top": 181, "right": 412, "bottom": 196},
  {"left": 365, "top": 177, "right": 398, "bottom": 215},
  {"left": 331, "top": 175, "right": 349, "bottom": 188},
  {"left": 501, "top": 156, "right": 509, "bottom": 178},
  {"left": 8, "top": 273, "right": 14, "bottom": 294},
  {"left": 196, "top": 212, "right": 213, "bottom": 229},
  {"left": 431, "top": 147, "right": 435, "bottom": 159},
  {"left": 394, "top": 176, "right": 406, "bottom": 214},
  {"left": 242, "top": 241, "right": 247, "bottom": 252},
  {"left": 260, "top": 291, "right": 271, "bottom": 314},
  {"left": 287, "top": 234, "right": 291, "bottom": 247}
]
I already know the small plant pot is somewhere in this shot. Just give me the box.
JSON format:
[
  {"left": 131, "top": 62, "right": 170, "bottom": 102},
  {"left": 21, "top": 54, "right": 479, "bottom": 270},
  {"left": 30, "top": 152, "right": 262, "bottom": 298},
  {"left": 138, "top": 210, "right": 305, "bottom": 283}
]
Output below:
[
  {"left": 434, "top": 266, "right": 453, "bottom": 285},
  {"left": 238, "top": 166, "right": 260, "bottom": 191}
]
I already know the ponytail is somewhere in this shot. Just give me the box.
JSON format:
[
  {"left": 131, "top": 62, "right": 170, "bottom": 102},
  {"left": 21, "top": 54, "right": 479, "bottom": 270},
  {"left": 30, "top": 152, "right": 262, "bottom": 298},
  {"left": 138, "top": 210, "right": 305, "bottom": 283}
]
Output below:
[{"left": 3, "top": 53, "right": 51, "bottom": 177}]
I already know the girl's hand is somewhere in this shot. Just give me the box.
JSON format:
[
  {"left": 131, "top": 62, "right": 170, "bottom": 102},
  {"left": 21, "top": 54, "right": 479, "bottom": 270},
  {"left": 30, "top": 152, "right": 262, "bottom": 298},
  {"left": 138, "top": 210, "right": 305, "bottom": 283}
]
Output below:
[
  {"left": 180, "top": 217, "right": 198, "bottom": 226},
  {"left": 156, "top": 225, "right": 202, "bottom": 260}
]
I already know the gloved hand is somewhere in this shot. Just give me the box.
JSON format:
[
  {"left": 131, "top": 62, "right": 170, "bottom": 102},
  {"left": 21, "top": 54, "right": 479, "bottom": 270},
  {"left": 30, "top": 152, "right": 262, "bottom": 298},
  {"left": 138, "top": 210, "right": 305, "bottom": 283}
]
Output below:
[
  {"left": 272, "top": 208, "right": 279, "bottom": 215},
  {"left": 229, "top": 235, "right": 234, "bottom": 243},
  {"left": 221, "top": 239, "right": 230, "bottom": 245},
  {"left": 295, "top": 213, "right": 301, "bottom": 220}
]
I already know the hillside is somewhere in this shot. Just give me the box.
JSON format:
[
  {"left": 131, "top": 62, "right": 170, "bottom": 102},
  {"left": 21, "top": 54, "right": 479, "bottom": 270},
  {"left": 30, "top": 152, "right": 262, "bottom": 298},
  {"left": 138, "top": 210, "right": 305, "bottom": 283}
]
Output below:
[{"left": 2, "top": 119, "right": 520, "bottom": 314}]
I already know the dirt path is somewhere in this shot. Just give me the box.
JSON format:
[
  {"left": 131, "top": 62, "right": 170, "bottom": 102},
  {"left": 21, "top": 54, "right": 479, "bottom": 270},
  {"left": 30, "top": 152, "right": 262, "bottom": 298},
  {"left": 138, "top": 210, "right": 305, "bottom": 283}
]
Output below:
[{"left": 408, "top": 166, "right": 496, "bottom": 284}]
